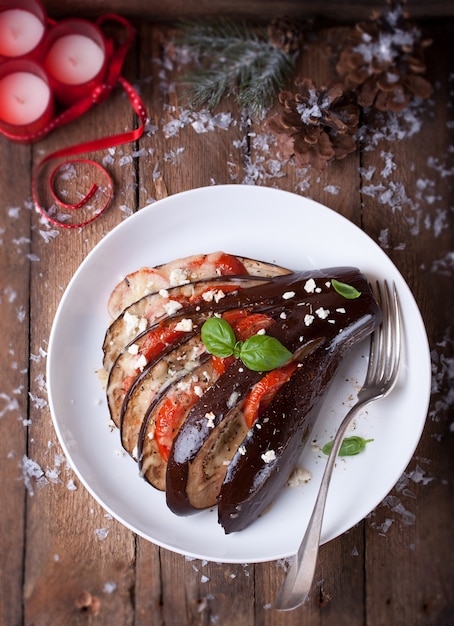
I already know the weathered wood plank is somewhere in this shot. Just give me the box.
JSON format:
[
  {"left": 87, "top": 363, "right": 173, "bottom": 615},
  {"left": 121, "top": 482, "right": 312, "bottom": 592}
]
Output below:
[
  {"left": 22, "top": 44, "right": 141, "bottom": 626},
  {"left": 360, "top": 22, "right": 454, "bottom": 626},
  {"left": 0, "top": 139, "right": 32, "bottom": 626},
  {"left": 43, "top": 0, "right": 454, "bottom": 21}
]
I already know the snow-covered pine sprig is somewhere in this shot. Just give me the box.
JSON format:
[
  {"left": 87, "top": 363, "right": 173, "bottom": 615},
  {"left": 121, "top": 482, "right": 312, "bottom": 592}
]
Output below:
[{"left": 176, "top": 18, "right": 303, "bottom": 117}]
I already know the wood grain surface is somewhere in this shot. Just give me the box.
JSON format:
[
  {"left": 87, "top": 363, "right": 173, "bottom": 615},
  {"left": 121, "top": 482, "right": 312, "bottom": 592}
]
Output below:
[{"left": 0, "top": 5, "right": 453, "bottom": 626}]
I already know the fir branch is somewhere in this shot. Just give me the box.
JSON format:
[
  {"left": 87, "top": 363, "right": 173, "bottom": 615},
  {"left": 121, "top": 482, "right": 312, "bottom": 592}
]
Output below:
[{"left": 177, "top": 19, "right": 298, "bottom": 117}]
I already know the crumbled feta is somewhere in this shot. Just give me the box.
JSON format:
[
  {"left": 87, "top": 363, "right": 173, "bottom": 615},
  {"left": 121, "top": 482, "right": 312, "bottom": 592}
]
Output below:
[
  {"left": 127, "top": 344, "right": 139, "bottom": 355},
  {"left": 238, "top": 445, "right": 246, "bottom": 456},
  {"left": 227, "top": 391, "right": 239, "bottom": 408},
  {"left": 315, "top": 307, "right": 330, "bottom": 319},
  {"left": 202, "top": 289, "right": 216, "bottom": 302},
  {"left": 169, "top": 267, "right": 190, "bottom": 286},
  {"left": 202, "top": 289, "right": 226, "bottom": 303},
  {"left": 163, "top": 300, "right": 183, "bottom": 315},
  {"left": 304, "top": 314, "right": 315, "bottom": 326},
  {"left": 136, "top": 354, "right": 147, "bottom": 371},
  {"left": 287, "top": 467, "right": 312, "bottom": 487},
  {"left": 261, "top": 450, "right": 276, "bottom": 463},
  {"left": 205, "top": 412, "right": 216, "bottom": 428},
  {"left": 282, "top": 291, "right": 296, "bottom": 300},
  {"left": 336, "top": 307, "right": 346, "bottom": 313},
  {"left": 159, "top": 288, "right": 169, "bottom": 298},
  {"left": 124, "top": 311, "right": 147, "bottom": 335},
  {"left": 280, "top": 312, "right": 287, "bottom": 319},
  {"left": 304, "top": 278, "right": 316, "bottom": 293},
  {"left": 175, "top": 318, "right": 193, "bottom": 332},
  {"left": 194, "top": 385, "right": 203, "bottom": 397}
]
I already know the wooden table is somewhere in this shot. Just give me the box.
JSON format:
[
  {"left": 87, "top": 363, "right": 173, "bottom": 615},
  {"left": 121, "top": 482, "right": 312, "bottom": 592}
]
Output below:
[{"left": 1, "top": 8, "right": 453, "bottom": 626}]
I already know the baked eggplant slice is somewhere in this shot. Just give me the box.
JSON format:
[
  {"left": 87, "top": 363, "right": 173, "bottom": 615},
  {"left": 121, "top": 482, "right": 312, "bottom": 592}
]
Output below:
[
  {"left": 137, "top": 355, "right": 215, "bottom": 491},
  {"left": 120, "top": 330, "right": 207, "bottom": 458}
]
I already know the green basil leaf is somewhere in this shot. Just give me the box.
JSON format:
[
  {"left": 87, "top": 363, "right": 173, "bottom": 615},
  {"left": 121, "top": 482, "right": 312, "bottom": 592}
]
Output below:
[
  {"left": 239, "top": 334, "right": 292, "bottom": 372},
  {"left": 331, "top": 279, "right": 361, "bottom": 299},
  {"left": 201, "top": 317, "right": 236, "bottom": 358},
  {"left": 322, "top": 436, "right": 373, "bottom": 457}
]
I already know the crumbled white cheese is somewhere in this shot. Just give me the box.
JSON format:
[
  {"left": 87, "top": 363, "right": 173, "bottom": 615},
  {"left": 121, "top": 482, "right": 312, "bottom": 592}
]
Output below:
[
  {"left": 257, "top": 328, "right": 266, "bottom": 334},
  {"left": 304, "top": 278, "right": 316, "bottom": 293},
  {"left": 163, "top": 300, "right": 183, "bottom": 315},
  {"left": 175, "top": 318, "right": 193, "bottom": 332},
  {"left": 124, "top": 311, "right": 147, "bottom": 335},
  {"left": 287, "top": 467, "right": 312, "bottom": 487},
  {"left": 205, "top": 412, "right": 216, "bottom": 428},
  {"left": 169, "top": 267, "right": 190, "bottom": 286},
  {"left": 315, "top": 307, "right": 330, "bottom": 319},
  {"left": 282, "top": 291, "right": 296, "bottom": 300},
  {"left": 261, "top": 450, "right": 276, "bottom": 463},
  {"left": 238, "top": 445, "right": 246, "bottom": 456},
  {"left": 159, "top": 288, "right": 169, "bottom": 298},
  {"left": 227, "top": 391, "right": 239, "bottom": 408},
  {"left": 336, "top": 307, "right": 346, "bottom": 313},
  {"left": 194, "top": 385, "right": 203, "bottom": 397},
  {"left": 127, "top": 344, "right": 139, "bottom": 355},
  {"left": 202, "top": 289, "right": 226, "bottom": 303},
  {"left": 136, "top": 354, "right": 148, "bottom": 371},
  {"left": 304, "top": 314, "right": 315, "bottom": 326}
]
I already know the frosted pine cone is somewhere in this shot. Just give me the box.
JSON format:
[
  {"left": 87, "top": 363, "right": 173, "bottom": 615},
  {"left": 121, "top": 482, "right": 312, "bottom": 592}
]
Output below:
[
  {"left": 267, "top": 17, "right": 305, "bottom": 54},
  {"left": 267, "top": 78, "right": 360, "bottom": 170},
  {"left": 336, "top": 2, "right": 432, "bottom": 112}
]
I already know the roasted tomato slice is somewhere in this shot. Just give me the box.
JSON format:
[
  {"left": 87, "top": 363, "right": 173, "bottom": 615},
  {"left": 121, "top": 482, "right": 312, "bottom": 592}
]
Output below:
[
  {"left": 139, "top": 322, "right": 184, "bottom": 362},
  {"left": 243, "top": 362, "right": 298, "bottom": 429},
  {"left": 155, "top": 389, "right": 201, "bottom": 461},
  {"left": 214, "top": 253, "right": 248, "bottom": 275}
]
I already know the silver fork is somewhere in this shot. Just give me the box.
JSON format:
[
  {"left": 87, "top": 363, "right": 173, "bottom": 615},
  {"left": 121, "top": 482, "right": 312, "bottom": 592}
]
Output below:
[{"left": 275, "top": 280, "right": 403, "bottom": 612}]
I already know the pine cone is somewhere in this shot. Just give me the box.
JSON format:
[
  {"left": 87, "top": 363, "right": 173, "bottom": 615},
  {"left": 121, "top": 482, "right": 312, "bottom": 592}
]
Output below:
[
  {"left": 267, "top": 78, "right": 360, "bottom": 170},
  {"left": 267, "top": 17, "right": 304, "bottom": 54},
  {"left": 336, "top": 1, "right": 432, "bottom": 112}
]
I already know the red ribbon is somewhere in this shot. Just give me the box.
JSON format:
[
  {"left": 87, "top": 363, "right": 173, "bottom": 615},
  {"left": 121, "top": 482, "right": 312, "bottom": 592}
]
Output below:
[{"left": 23, "top": 13, "right": 148, "bottom": 228}]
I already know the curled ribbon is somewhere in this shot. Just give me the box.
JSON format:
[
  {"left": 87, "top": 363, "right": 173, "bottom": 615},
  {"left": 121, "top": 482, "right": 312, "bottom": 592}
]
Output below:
[{"left": 25, "top": 13, "right": 149, "bottom": 228}]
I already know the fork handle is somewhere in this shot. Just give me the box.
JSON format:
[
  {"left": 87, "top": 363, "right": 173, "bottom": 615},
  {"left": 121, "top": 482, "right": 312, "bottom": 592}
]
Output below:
[{"left": 275, "top": 401, "right": 365, "bottom": 611}]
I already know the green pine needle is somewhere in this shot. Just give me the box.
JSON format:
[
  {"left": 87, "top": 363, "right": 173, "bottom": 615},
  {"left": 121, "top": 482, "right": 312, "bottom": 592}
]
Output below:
[{"left": 176, "top": 19, "right": 297, "bottom": 117}]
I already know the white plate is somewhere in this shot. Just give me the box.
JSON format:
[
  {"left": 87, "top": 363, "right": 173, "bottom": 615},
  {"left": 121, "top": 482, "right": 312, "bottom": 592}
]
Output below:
[{"left": 47, "top": 185, "right": 431, "bottom": 563}]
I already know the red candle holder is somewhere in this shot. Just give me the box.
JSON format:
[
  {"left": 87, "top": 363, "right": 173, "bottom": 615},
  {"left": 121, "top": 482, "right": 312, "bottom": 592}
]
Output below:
[
  {"left": 43, "top": 19, "right": 109, "bottom": 107},
  {"left": 0, "top": 0, "right": 47, "bottom": 62},
  {"left": 0, "top": 59, "right": 54, "bottom": 138}
]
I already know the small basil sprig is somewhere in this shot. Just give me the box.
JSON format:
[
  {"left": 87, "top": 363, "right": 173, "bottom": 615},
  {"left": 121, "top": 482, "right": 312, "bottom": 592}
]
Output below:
[
  {"left": 201, "top": 317, "right": 292, "bottom": 372},
  {"left": 332, "top": 279, "right": 361, "bottom": 299},
  {"left": 322, "top": 436, "right": 373, "bottom": 457}
]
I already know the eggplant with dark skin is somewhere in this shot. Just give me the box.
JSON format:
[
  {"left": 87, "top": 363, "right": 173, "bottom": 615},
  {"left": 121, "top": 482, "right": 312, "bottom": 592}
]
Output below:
[
  {"left": 165, "top": 267, "right": 381, "bottom": 532},
  {"left": 101, "top": 253, "right": 382, "bottom": 535}
]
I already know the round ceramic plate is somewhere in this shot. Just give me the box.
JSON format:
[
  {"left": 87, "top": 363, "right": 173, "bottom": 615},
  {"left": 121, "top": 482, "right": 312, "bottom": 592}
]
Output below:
[{"left": 47, "top": 185, "right": 431, "bottom": 563}]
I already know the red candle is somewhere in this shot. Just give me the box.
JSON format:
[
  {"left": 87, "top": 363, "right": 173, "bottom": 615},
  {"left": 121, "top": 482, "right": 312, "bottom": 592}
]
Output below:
[
  {"left": 0, "top": 60, "right": 53, "bottom": 138},
  {"left": 0, "top": 0, "right": 47, "bottom": 61},
  {"left": 44, "top": 19, "right": 108, "bottom": 106}
]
